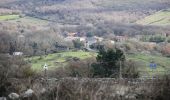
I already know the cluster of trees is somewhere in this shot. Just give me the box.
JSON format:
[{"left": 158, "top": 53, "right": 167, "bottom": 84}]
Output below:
[
  {"left": 91, "top": 48, "right": 139, "bottom": 78},
  {"left": 149, "top": 35, "right": 166, "bottom": 43},
  {"left": 0, "top": 27, "right": 76, "bottom": 56},
  {"left": 0, "top": 54, "right": 35, "bottom": 96}
]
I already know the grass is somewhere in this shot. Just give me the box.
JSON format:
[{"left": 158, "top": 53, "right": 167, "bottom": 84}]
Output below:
[
  {"left": 127, "top": 53, "right": 170, "bottom": 77},
  {"left": 10, "top": 16, "right": 49, "bottom": 26},
  {"left": 0, "top": 13, "right": 49, "bottom": 26},
  {"left": 27, "top": 50, "right": 170, "bottom": 77},
  {"left": 27, "top": 51, "right": 96, "bottom": 71},
  {"left": 136, "top": 10, "right": 170, "bottom": 25},
  {"left": 0, "top": 14, "right": 20, "bottom": 21}
]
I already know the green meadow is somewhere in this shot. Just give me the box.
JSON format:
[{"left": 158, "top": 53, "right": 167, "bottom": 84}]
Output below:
[
  {"left": 0, "top": 14, "right": 20, "bottom": 21},
  {"left": 27, "top": 50, "right": 170, "bottom": 77},
  {"left": 136, "top": 10, "right": 170, "bottom": 25},
  {"left": 27, "top": 51, "right": 96, "bottom": 71},
  {"left": 127, "top": 54, "right": 170, "bottom": 77}
]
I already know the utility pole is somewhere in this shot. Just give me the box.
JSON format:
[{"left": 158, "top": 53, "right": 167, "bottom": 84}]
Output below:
[
  {"left": 43, "top": 63, "right": 48, "bottom": 87},
  {"left": 119, "top": 59, "right": 122, "bottom": 79}
]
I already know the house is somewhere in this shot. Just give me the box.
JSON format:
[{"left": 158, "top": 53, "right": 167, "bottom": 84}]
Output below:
[
  {"left": 67, "top": 32, "right": 77, "bottom": 37},
  {"left": 79, "top": 37, "right": 86, "bottom": 42},
  {"left": 86, "top": 37, "right": 97, "bottom": 45},
  {"left": 110, "top": 40, "right": 115, "bottom": 44},
  {"left": 115, "top": 36, "right": 128, "bottom": 42},
  {"left": 65, "top": 36, "right": 79, "bottom": 41},
  {"left": 64, "top": 37, "right": 86, "bottom": 42},
  {"left": 13, "top": 52, "right": 23, "bottom": 56},
  {"left": 94, "top": 36, "right": 104, "bottom": 42}
]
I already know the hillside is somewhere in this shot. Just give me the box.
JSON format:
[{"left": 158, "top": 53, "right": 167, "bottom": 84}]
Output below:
[
  {"left": 136, "top": 9, "right": 170, "bottom": 25},
  {"left": 28, "top": 51, "right": 170, "bottom": 77},
  {"left": 28, "top": 51, "right": 96, "bottom": 71},
  {"left": 0, "top": 0, "right": 170, "bottom": 25}
]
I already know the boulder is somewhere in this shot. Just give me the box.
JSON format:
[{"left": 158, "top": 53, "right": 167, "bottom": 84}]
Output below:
[
  {"left": 20, "top": 89, "right": 38, "bottom": 100},
  {"left": 8, "top": 93, "right": 19, "bottom": 100},
  {"left": 21, "top": 89, "right": 34, "bottom": 98},
  {"left": 125, "top": 93, "right": 137, "bottom": 100},
  {"left": 0, "top": 97, "right": 7, "bottom": 100}
]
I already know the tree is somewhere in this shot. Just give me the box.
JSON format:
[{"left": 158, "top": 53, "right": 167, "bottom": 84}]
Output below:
[
  {"left": 86, "top": 32, "right": 94, "bottom": 37},
  {"left": 72, "top": 39, "right": 84, "bottom": 49},
  {"left": 0, "top": 54, "right": 35, "bottom": 96},
  {"left": 92, "top": 48, "right": 125, "bottom": 77},
  {"left": 149, "top": 35, "right": 166, "bottom": 43},
  {"left": 9, "top": 42, "right": 16, "bottom": 55}
]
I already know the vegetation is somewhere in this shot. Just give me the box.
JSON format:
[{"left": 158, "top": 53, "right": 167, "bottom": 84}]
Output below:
[
  {"left": 137, "top": 9, "right": 170, "bottom": 25},
  {"left": 149, "top": 35, "right": 166, "bottom": 43},
  {"left": 0, "top": 55, "right": 35, "bottom": 96},
  {"left": 73, "top": 39, "right": 84, "bottom": 49},
  {"left": 0, "top": 0, "right": 170, "bottom": 99},
  {"left": 10, "top": 16, "right": 49, "bottom": 26},
  {"left": 0, "top": 14, "right": 20, "bottom": 21},
  {"left": 28, "top": 51, "right": 96, "bottom": 71},
  {"left": 92, "top": 48, "right": 125, "bottom": 77},
  {"left": 127, "top": 53, "right": 170, "bottom": 77}
]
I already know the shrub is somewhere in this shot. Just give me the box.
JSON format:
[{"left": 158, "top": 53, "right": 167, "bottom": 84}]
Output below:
[
  {"left": 122, "top": 60, "right": 139, "bottom": 78},
  {"left": 149, "top": 35, "right": 166, "bottom": 43}
]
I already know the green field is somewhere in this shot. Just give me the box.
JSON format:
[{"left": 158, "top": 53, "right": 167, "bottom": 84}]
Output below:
[
  {"left": 28, "top": 51, "right": 170, "bottom": 77},
  {"left": 0, "top": 14, "right": 20, "bottom": 21},
  {"left": 127, "top": 54, "right": 170, "bottom": 77},
  {"left": 27, "top": 51, "right": 96, "bottom": 71},
  {"left": 136, "top": 10, "right": 170, "bottom": 25},
  {"left": 0, "top": 14, "right": 49, "bottom": 26},
  {"left": 10, "top": 16, "right": 49, "bottom": 26}
]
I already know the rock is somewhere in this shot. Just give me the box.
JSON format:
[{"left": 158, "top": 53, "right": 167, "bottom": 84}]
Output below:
[
  {"left": 40, "top": 88, "right": 46, "bottom": 94},
  {"left": 0, "top": 97, "right": 7, "bottom": 100},
  {"left": 125, "top": 94, "right": 137, "bottom": 100},
  {"left": 8, "top": 93, "right": 19, "bottom": 100},
  {"left": 21, "top": 89, "right": 38, "bottom": 100},
  {"left": 116, "top": 86, "right": 129, "bottom": 96},
  {"left": 21, "top": 89, "right": 34, "bottom": 98}
]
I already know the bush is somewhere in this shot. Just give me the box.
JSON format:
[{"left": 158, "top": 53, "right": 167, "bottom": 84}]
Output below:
[
  {"left": 52, "top": 58, "right": 96, "bottom": 78},
  {"left": 149, "top": 35, "right": 166, "bottom": 43},
  {"left": 122, "top": 60, "right": 139, "bottom": 78},
  {"left": 72, "top": 39, "right": 84, "bottom": 49},
  {"left": 151, "top": 75, "right": 170, "bottom": 100}
]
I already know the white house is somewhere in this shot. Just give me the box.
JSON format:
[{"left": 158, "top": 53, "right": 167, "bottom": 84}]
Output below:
[{"left": 13, "top": 52, "right": 23, "bottom": 56}]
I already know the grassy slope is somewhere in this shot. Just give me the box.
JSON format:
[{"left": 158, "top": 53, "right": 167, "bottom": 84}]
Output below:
[
  {"left": 28, "top": 50, "right": 170, "bottom": 77},
  {"left": 27, "top": 51, "right": 96, "bottom": 71},
  {"left": 0, "top": 14, "right": 49, "bottom": 26},
  {"left": 0, "top": 14, "right": 20, "bottom": 21},
  {"left": 127, "top": 54, "right": 170, "bottom": 77},
  {"left": 136, "top": 10, "right": 170, "bottom": 25},
  {"left": 10, "top": 16, "right": 49, "bottom": 26}
]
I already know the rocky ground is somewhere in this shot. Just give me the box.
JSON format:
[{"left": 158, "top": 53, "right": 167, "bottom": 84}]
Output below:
[{"left": 1, "top": 77, "right": 170, "bottom": 100}]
